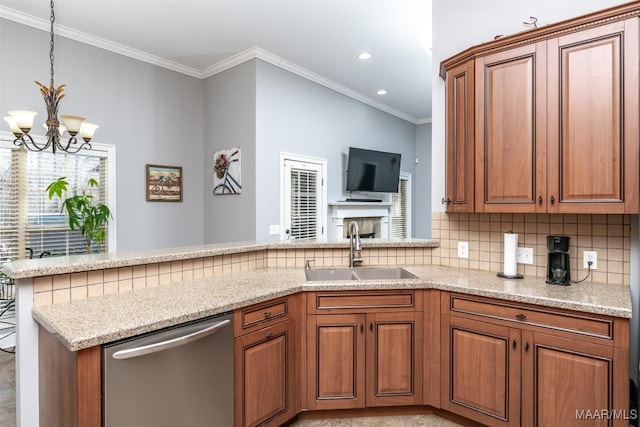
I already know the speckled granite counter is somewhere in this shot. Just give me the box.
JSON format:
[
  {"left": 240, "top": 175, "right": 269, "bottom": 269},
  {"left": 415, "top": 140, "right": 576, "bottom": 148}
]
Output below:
[{"left": 32, "top": 264, "right": 632, "bottom": 352}]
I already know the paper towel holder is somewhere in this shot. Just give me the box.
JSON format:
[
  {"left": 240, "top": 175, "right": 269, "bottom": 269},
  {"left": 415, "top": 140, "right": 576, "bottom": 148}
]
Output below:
[
  {"left": 498, "top": 230, "right": 524, "bottom": 279},
  {"left": 497, "top": 272, "right": 524, "bottom": 279}
]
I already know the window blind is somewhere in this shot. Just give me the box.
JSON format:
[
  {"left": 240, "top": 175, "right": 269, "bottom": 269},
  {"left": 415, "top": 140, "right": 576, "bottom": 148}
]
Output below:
[
  {"left": 391, "top": 177, "right": 408, "bottom": 239},
  {"left": 0, "top": 142, "right": 109, "bottom": 261},
  {"left": 289, "top": 168, "right": 318, "bottom": 240}
]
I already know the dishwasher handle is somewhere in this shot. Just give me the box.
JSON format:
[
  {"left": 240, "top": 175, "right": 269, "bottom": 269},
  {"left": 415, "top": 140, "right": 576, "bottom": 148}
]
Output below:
[{"left": 112, "top": 319, "right": 231, "bottom": 360}]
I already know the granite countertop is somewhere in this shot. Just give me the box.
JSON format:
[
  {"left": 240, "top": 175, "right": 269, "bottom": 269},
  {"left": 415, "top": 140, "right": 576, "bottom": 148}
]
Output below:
[
  {"left": 32, "top": 265, "right": 632, "bottom": 352},
  {"left": 1, "top": 238, "right": 439, "bottom": 279}
]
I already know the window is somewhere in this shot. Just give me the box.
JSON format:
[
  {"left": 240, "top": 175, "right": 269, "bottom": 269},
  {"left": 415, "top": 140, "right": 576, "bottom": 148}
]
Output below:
[
  {"left": 0, "top": 132, "right": 115, "bottom": 262},
  {"left": 281, "top": 153, "right": 327, "bottom": 240},
  {"left": 391, "top": 172, "right": 411, "bottom": 239}
]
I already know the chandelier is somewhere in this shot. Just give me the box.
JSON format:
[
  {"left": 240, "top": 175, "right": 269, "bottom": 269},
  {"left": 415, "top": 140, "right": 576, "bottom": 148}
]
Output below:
[{"left": 3, "top": 0, "right": 98, "bottom": 154}]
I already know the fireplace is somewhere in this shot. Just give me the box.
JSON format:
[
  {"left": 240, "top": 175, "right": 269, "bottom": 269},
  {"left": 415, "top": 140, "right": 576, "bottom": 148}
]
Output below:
[{"left": 329, "top": 201, "right": 392, "bottom": 239}]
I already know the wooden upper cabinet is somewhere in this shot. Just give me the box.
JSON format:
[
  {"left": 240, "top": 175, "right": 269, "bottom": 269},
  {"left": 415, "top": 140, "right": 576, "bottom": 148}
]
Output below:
[
  {"left": 445, "top": 60, "right": 475, "bottom": 212},
  {"left": 441, "top": 4, "right": 640, "bottom": 214},
  {"left": 475, "top": 43, "right": 547, "bottom": 213},
  {"left": 547, "top": 18, "right": 639, "bottom": 213}
]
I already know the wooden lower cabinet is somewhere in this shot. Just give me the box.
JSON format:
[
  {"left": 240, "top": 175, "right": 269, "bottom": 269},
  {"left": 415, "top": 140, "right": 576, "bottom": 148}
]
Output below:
[
  {"left": 234, "top": 319, "right": 296, "bottom": 427},
  {"left": 441, "top": 315, "right": 520, "bottom": 427},
  {"left": 522, "top": 331, "right": 627, "bottom": 427},
  {"left": 441, "top": 293, "right": 630, "bottom": 427},
  {"left": 306, "top": 311, "right": 423, "bottom": 410}
]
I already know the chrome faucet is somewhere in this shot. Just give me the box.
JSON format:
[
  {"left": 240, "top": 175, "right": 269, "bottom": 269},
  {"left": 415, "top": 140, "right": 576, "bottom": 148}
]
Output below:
[{"left": 348, "top": 221, "right": 363, "bottom": 268}]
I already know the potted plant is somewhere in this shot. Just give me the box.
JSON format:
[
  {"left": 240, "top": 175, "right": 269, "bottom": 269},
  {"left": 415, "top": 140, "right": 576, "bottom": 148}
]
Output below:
[{"left": 46, "top": 177, "right": 112, "bottom": 253}]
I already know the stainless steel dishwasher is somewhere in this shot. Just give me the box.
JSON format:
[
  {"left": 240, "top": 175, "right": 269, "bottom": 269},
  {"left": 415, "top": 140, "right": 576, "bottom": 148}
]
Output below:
[{"left": 102, "top": 312, "right": 234, "bottom": 427}]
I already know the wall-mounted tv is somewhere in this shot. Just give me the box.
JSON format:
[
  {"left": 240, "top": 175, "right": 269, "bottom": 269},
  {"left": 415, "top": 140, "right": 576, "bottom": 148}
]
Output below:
[{"left": 345, "top": 147, "right": 401, "bottom": 193}]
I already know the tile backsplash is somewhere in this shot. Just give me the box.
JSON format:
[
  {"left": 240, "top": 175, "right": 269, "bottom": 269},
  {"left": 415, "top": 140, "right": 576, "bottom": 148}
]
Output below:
[{"left": 431, "top": 212, "right": 630, "bottom": 285}]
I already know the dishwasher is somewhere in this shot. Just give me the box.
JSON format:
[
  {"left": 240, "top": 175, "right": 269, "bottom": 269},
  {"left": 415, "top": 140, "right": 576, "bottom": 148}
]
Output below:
[{"left": 102, "top": 311, "right": 234, "bottom": 427}]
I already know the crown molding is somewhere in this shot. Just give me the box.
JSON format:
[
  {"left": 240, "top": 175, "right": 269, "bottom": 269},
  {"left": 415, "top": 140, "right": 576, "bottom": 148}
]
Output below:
[
  {"left": 416, "top": 117, "right": 432, "bottom": 125},
  {"left": 1, "top": 6, "right": 423, "bottom": 124}
]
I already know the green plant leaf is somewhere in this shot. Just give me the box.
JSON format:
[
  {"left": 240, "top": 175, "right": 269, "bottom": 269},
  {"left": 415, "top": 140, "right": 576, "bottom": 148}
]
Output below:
[{"left": 46, "top": 177, "right": 69, "bottom": 200}]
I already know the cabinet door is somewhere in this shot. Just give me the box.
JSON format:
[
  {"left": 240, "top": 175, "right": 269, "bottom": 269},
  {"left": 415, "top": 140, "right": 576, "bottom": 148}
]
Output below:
[
  {"left": 306, "top": 314, "right": 366, "bottom": 410},
  {"left": 445, "top": 60, "right": 475, "bottom": 212},
  {"left": 475, "top": 42, "right": 547, "bottom": 212},
  {"left": 522, "top": 331, "right": 628, "bottom": 427},
  {"left": 366, "top": 311, "right": 423, "bottom": 407},
  {"left": 441, "top": 315, "right": 521, "bottom": 427},
  {"left": 547, "top": 18, "right": 639, "bottom": 214},
  {"left": 234, "top": 320, "right": 295, "bottom": 427}
]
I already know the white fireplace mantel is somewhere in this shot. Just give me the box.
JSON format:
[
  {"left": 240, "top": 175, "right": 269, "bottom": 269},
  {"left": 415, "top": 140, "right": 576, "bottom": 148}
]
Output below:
[{"left": 329, "top": 201, "right": 393, "bottom": 239}]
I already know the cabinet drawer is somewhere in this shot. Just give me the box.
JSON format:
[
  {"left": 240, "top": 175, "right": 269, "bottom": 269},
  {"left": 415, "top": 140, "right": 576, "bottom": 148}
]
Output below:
[
  {"left": 447, "top": 294, "right": 613, "bottom": 341},
  {"left": 234, "top": 297, "right": 292, "bottom": 336},
  {"left": 308, "top": 290, "right": 421, "bottom": 314}
]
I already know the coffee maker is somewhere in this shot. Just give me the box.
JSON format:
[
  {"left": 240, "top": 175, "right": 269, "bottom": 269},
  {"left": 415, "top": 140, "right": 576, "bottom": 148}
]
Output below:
[{"left": 546, "top": 236, "right": 571, "bottom": 285}]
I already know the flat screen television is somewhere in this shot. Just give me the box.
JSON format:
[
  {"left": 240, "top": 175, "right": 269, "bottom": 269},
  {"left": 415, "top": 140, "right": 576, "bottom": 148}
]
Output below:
[{"left": 345, "top": 147, "right": 401, "bottom": 193}]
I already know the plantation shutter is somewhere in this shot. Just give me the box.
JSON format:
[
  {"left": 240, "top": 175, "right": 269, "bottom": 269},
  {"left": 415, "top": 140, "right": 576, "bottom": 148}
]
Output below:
[
  {"left": 24, "top": 150, "right": 107, "bottom": 257},
  {"left": 391, "top": 177, "right": 408, "bottom": 239},
  {"left": 289, "top": 167, "right": 319, "bottom": 240},
  {"left": 0, "top": 147, "right": 20, "bottom": 263}
]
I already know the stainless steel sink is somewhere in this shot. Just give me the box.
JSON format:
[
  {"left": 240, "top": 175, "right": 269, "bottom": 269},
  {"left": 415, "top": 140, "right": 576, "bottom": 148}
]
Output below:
[{"left": 305, "top": 267, "right": 417, "bottom": 281}]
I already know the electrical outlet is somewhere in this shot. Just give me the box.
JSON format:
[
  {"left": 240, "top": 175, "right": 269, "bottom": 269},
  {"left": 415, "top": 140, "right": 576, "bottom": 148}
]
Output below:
[
  {"left": 269, "top": 224, "right": 280, "bottom": 235},
  {"left": 583, "top": 251, "right": 598, "bottom": 269},
  {"left": 516, "top": 247, "right": 534, "bottom": 265},
  {"left": 458, "top": 241, "right": 469, "bottom": 259}
]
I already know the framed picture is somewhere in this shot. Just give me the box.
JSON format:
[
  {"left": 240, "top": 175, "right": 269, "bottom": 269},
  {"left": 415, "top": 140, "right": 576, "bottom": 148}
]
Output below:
[
  {"left": 146, "top": 164, "right": 183, "bottom": 202},
  {"left": 213, "top": 147, "right": 241, "bottom": 195}
]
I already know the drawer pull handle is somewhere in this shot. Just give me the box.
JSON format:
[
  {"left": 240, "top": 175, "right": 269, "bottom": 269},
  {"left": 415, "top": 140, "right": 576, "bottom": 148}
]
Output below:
[
  {"left": 264, "top": 312, "right": 272, "bottom": 319},
  {"left": 512, "top": 339, "right": 516, "bottom": 349},
  {"left": 515, "top": 314, "right": 527, "bottom": 321},
  {"left": 265, "top": 331, "right": 273, "bottom": 339}
]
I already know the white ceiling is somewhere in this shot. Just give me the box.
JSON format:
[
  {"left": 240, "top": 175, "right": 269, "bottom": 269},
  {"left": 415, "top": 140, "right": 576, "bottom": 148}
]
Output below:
[{"left": 0, "top": 0, "right": 432, "bottom": 124}]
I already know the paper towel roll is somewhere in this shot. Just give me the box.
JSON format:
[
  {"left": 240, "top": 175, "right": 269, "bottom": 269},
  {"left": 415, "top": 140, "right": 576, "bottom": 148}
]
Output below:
[{"left": 503, "top": 232, "right": 518, "bottom": 277}]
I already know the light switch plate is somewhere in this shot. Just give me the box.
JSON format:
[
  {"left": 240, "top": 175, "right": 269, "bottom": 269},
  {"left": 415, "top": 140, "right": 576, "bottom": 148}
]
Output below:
[
  {"left": 516, "top": 247, "right": 533, "bottom": 265},
  {"left": 269, "top": 224, "right": 280, "bottom": 235}
]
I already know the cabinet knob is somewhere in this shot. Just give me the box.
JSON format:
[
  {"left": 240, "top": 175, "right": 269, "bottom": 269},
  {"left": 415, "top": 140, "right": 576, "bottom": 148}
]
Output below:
[
  {"left": 265, "top": 331, "right": 273, "bottom": 339},
  {"left": 512, "top": 339, "right": 517, "bottom": 349},
  {"left": 550, "top": 195, "right": 555, "bottom": 205},
  {"left": 369, "top": 323, "right": 373, "bottom": 331},
  {"left": 360, "top": 324, "right": 364, "bottom": 333},
  {"left": 515, "top": 313, "right": 527, "bottom": 321},
  {"left": 538, "top": 196, "right": 543, "bottom": 205},
  {"left": 525, "top": 342, "right": 530, "bottom": 352},
  {"left": 264, "top": 312, "right": 272, "bottom": 319}
]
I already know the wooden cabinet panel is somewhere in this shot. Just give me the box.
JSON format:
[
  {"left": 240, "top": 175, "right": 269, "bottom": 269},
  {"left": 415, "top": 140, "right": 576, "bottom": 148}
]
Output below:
[
  {"left": 445, "top": 60, "right": 475, "bottom": 212},
  {"left": 306, "top": 313, "right": 366, "bottom": 410},
  {"left": 366, "top": 312, "right": 423, "bottom": 407},
  {"left": 441, "top": 315, "right": 520, "bottom": 427},
  {"left": 308, "top": 290, "right": 420, "bottom": 313},
  {"left": 522, "top": 331, "right": 628, "bottom": 427},
  {"left": 547, "top": 18, "right": 639, "bottom": 213},
  {"left": 475, "top": 42, "right": 547, "bottom": 213},
  {"left": 234, "top": 319, "right": 295, "bottom": 427}
]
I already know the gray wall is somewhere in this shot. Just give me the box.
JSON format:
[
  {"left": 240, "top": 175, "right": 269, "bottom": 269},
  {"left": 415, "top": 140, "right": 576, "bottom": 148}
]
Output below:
[
  {"left": 0, "top": 19, "right": 205, "bottom": 251},
  {"left": 254, "top": 60, "right": 420, "bottom": 241},
  {"left": 203, "top": 61, "right": 257, "bottom": 243}
]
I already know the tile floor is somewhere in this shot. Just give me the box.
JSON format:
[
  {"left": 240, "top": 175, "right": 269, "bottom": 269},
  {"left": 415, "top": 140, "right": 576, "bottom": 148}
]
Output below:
[
  {"left": 290, "top": 414, "right": 464, "bottom": 426},
  {"left": 0, "top": 350, "right": 15, "bottom": 426}
]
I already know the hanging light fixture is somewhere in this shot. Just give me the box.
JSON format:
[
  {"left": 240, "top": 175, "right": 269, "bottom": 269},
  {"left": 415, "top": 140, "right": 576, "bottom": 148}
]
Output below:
[{"left": 3, "top": 0, "right": 98, "bottom": 154}]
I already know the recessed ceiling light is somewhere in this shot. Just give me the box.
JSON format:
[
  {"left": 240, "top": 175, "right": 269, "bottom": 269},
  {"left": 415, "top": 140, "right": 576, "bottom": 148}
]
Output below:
[
  {"left": 357, "top": 51, "right": 372, "bottom": 60},
  {"left": 377, "top": 89, "right": 387, "bottom": 95}
]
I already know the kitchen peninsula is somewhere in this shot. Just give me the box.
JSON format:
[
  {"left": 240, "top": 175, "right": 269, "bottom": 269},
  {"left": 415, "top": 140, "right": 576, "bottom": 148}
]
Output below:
[{"left": 1, "top": 239, "right": 632, "bottom": 426}]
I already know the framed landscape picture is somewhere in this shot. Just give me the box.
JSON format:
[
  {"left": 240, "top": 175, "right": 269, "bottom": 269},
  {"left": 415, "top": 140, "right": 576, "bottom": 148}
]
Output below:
[{"left": 146, "top": 164, "right": 183, "bottom": 202}]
